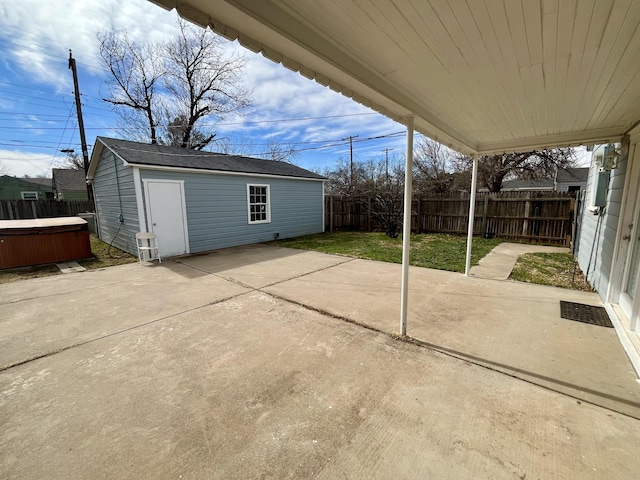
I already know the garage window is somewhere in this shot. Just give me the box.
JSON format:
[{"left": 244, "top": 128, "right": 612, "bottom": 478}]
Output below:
[{"left": 247, "top": 184, "right": 271, "bottom": 224}]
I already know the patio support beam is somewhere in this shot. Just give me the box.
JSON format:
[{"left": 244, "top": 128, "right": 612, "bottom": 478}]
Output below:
[
  {"left": 465, "top": 154, "right": 479, "bottom": 276},
  {"left": 400, "top": 115, "right": 415, "bottom": 336}
]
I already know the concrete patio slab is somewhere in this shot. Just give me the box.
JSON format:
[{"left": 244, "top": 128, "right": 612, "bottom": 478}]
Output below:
[
  {"left": 175, "top": 243, "right": 351, "bottom": 289},
  {"left": 1, "top": 244, "right": 639, "bottom": 479},
  {"left": 470, "top": 243, "right": 571, "bottom": 280},
  {"left": 264, "top": 257, "right": 640, "bottom": 418},
  {"left": 0, "top": 261, "right": 249, "bottom": 369},
  {"left": 2, "top": 290, "right": 639, "bottom": 480}
]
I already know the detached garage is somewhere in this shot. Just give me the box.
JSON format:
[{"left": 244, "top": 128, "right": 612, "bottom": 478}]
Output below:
[{"left": 87, "top": 137, "right": 325, "bottom": 258}]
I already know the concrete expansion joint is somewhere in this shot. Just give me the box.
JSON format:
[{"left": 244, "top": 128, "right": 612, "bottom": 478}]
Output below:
[
  {"left": 0, "top": 279, "right": 131, "bottom": 306},
  {"left": 259, "top": 258, "right": 355, "bottom": 289},
  {"left": 0, "top": 292, "right": 246, "bottom": 373}
]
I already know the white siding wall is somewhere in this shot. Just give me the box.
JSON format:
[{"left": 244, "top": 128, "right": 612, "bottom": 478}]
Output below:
[{"left": 577, "top": 144, "right": 627, "bottom": 296}]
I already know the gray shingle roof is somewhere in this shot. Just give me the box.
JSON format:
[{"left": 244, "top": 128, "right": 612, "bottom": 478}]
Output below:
[
  {"left": 97, "top": 137, "right": 325, "bottom": 180},
  {"left": 556, "top": 167, "right": 589, "bottom": 183},
  {"left": 52, "top": 169, "right": 87, "bottom": 191},
  {"left": 19, "top": 177, "right": 52, "bottom": 187},
  {"left": 501, "top": 178, "right": 554, "bottom": 190}
]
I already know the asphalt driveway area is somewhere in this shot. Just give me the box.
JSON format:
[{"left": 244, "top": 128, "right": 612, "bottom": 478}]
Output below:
[{"left": 1, "top": 244, "right": 640, "bottom": 479}]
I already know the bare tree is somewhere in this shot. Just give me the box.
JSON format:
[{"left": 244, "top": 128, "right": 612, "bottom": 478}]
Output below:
[
  {"left": 259, "top": 138, "right": 298, "bottom": 162},
  {"left": 457, "top": 148, "right": 577, "bottom": 193},
  {"left": 324, "top": 155, "right": 405, "bottom": 237},
  {"left": 164, "top": 114, "right": 214, "bottom": 150},
  {"left": 62, "top": 151, "right": 84, "bottom": 170},
  {"left": 413, "top": 137, "right": 457, "bottom": 195},
  {"left": 162, "top": 19, "right": 251, "bottom": 149},
  {"left": 98, "top": 19, "right": 251, "bottom": 149},
  {"left": 99, "top": 31, "right": 163, "bottom": 144}
]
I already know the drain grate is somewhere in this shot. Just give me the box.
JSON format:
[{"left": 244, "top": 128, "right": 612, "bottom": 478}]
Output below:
[{"left": 559, "top": 301, "right": 613, "bottom": 328}]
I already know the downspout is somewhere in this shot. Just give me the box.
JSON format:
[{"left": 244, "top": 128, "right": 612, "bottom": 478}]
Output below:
[
  {"left": 399, "top": 115, "right": 414, "bottom": 336},
  {"left": 465, "top": 155, "right": 479, "bottom": 276}
]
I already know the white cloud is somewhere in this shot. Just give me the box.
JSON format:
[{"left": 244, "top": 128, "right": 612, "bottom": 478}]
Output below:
[
  {"left": 0, "top": 149, "right": 65, "bottom": 177},
  {"left": 0, "top": 0, "right": 180, "bottom": 87}
]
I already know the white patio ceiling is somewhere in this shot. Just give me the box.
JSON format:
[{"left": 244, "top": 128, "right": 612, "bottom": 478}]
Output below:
[{"left": 149, "top": 0, "right": 640, "bottom": 155}]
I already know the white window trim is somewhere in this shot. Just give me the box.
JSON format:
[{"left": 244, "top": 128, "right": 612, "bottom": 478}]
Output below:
[
  {"left": 21, "top": 191, "right": 39, "bottom": 200},
  {"left": 247, "top": 184, "right": 271, "bottom": 224}
]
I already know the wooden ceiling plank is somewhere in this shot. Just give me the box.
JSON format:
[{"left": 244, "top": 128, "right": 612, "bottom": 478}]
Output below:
[
  {"left": 584, "top": 0, "right": 640, "bottom": 128},
  {"left": 589, "top": 21, "right": 640, "bottom": 129},
  {"left": 504, "top": 0, "right": 531, "bottom": 68},
  {"left": 570, "top": 0, "right": 611, "bottom": 130},
  {"left": 542, "top": 9, "right": 558, "bottom": 134},
  {"left": 467, "top": 1, "right": 522, "bottom": 135},
  {"left": 575, "top": 0, "right": 634, "bottom": 124},
  {"left": 561, "top": 0, "right": 593, "bottom": 132},
  {"left": 523, "top": 1, "right": 544, "bottom": 65},
  {"left": 449, "top": 0, "right": 482, "bottom": 44},
  {"left": 426, "top": 0, "right": 478, "bottom": 70},
  {"left": 484, "top": 0, "right": 530, "bottom": 133},
  {"left": 554, "top": 0, "right": 576, "bottom": 132}
]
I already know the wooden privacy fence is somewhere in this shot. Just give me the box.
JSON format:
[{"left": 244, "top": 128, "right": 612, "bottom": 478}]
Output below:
[
  {"left": 0, "top": 199, "right": 95, "bottom": 220},
  {"left": 325, "top": 192, "right": 576, "bottom": 246}
]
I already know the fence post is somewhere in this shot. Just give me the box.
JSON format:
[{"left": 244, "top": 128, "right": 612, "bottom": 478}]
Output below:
[
  {"left": 330, "top": 196, "right": 334, "bottom": 233},
  {"left": 31, "top": 201, "right": 38, "bottom": 219},
  {"left": 522, "top": 194, "right": 531, "bottom": 239},
  {"left": 481, "top": 195, "right": 489, "bottom": 238},
  {"left": 367, "top": 197, "right": 372, "bottom": 231}
]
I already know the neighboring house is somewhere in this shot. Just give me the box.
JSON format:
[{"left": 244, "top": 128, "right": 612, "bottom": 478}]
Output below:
[
  {"left": 554, "top": 167, "right": 589, "bottom": 192},
  {"left": 87, "top": 137, "right": 325, "bottom": 257},
  {"left": 0, "top": 175, "right": 54, "bottom": 200},
  {"left": 479, "top": 168, "right": 589, "bottom": 193},
  {"left": 52, "top": 168, "right": 88, "bottom": 200},
  {"left": 490, "top": 178, "right": 554, "bottom": 192},
  {"left": 576, "top": 138, "right": 640, "bottom": 373}
]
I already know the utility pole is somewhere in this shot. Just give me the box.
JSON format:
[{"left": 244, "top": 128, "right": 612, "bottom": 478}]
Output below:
[
  {"left": 342, "top": 135, "right": 359, "bottom": 192},
  {"left": 382, "top": 148, "right": 394, "bottom": 181},
  {"left": 68, "top": 50, "right": 93, "bottom": 201}
]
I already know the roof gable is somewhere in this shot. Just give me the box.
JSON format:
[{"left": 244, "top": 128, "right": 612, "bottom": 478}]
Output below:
[{"left": 91, "top": 137, "right": 325, "bottom": 180}]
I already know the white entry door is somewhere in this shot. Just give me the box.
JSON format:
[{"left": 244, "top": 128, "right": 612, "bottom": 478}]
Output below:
[
  {"left": 620, "top": 202, "right": 640, "bottom": 332},
  {"left": 144, "top": 180, "right": 188, "bottom": 257}
]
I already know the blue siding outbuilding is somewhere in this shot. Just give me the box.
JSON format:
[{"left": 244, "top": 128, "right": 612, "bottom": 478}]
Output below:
[{"left": 87, "top": 137, "right": 325, "bottom": 257}]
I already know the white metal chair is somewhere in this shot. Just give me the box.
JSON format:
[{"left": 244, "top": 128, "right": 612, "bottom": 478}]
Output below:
[{"left": 135, "top": 232, "right": 161, "bottom": 265}]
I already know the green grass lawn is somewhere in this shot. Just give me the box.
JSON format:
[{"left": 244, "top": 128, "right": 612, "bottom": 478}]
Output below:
[
  {"left": 510, "top": 252, "right": 593, "bottom": 292},
  {"left": 0, "top": 234, "right": 137, "bottom": 284},
  {"left": 271, "top": 231, "right": 502, "bottom": 273}
]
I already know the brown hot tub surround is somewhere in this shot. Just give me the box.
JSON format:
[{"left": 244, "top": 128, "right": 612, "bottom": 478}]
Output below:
[{"left": 0, "top": 217, "right": 92, "bottom": 269}]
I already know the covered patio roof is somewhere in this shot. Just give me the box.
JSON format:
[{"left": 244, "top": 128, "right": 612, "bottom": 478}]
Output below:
[{"left": 150, "top": 0, "right": 640, "bottom": 155}]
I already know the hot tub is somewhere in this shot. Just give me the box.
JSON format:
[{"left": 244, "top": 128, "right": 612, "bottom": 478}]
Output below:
[{"left": 0, "top": 217, "right": 92, "bottom": 269}]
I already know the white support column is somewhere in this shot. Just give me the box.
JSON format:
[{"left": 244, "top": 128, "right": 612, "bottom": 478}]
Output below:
[
  {"left": 465, "top": 154, "right": 479, "bottom": 276},
  {"left": 400, "top": 115, "right": 415, "bottom": 336}
]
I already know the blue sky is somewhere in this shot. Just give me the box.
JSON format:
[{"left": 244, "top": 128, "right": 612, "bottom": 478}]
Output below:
[{"left": 0, "top": 0, "right": 410, "bottom": 178}]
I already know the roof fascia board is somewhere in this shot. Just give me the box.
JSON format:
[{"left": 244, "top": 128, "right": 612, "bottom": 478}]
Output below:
[
  {"left": 476, "top": 128, "right": 625, "bottom": 155},
  {"left": 627, "top": 122, "right": 640, "bottom": 143},
  {"left": 151, "top": 0, "right": 478, "bottom": 155},
  {"left": 87, "top": 140, "right": 105, "bottom": 180},
  {"left": 131, "top": 163, "right": 325, "bottom": 182}
]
